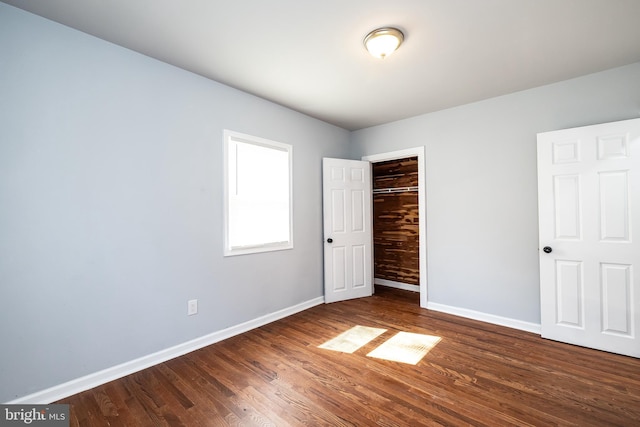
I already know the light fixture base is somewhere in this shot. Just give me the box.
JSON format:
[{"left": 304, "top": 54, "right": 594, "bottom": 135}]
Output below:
[{"left": 364, "top": 27, "right": 404, "bottom": 59}]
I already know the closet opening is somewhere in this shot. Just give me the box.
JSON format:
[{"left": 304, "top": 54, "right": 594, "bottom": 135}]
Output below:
[{"left": 372, "top": 157, "right": 420, "bottom": 294}]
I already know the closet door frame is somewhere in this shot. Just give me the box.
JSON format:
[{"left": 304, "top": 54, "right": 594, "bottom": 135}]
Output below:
[{"left": 363, "top": 147, "right": 428, "bottom": 308}]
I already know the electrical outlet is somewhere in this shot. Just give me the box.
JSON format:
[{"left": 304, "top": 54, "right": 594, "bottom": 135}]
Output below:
[{"left": 188, "top": 299, "right": 198, "bottom": 316}]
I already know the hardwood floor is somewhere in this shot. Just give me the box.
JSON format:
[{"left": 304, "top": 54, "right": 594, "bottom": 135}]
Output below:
[{"left": 58, "top": 286, "right": 640, "bottom": 426}]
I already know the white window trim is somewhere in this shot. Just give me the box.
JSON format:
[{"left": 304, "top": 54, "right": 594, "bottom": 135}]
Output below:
[{"left": 223, "top": 129, "right": 293, "bottom": 256}]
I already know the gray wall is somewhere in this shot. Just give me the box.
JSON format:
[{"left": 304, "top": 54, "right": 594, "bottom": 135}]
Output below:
[
  {"left": 351, "top": 61, "right": 640, "bottom": 324},
  {"left": 0, "top": 4, "right": 350, "bottom": 402}
]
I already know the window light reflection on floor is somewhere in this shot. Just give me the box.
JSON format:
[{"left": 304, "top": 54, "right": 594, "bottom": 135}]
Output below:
[
  {"left": 318, "top": 325, "right": 387, "bottom": 353},
  {"left": 319, "top": 326, "right": 442, "bottom": 365},
  {"left": 367, "top": 331, "right": 441, "bottom": 365}
]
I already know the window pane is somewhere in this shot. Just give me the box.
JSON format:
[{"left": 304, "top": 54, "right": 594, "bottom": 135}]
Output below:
[{"left": 224, "top": 131, "right": 292, "bottom": 255}]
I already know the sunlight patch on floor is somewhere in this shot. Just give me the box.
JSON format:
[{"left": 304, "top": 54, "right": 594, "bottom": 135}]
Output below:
[
  {"left": 366, "top": 331, "right": 441, "bottom": 365},
  {"left": 318, "top": 325, "right": 387, "bottom": 353}
]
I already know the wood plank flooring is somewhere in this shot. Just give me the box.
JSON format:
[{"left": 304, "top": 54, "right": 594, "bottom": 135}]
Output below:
[{"left": 58, "top": 286, "right": 640, "bottom": 426}]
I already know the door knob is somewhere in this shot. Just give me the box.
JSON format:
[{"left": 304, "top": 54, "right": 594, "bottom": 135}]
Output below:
[
  {"left": 543, "top": 246, "right": 552, "bottom": 253},
  {"left": 327, "top": 238, "right": 333, "bottom": 243}
]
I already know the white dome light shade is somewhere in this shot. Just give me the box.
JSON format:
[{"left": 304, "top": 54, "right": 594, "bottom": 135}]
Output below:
[{"left": 364, "top": 27, "right": 404, "bottom": 59}]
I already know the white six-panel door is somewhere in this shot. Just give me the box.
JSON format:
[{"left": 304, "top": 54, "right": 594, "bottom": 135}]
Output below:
[
  {"left": 323, "top": 158, "right": 373, "bottom": 303},
  {"left": 537, "top": 118, "right": 640, "bottom": 358}
]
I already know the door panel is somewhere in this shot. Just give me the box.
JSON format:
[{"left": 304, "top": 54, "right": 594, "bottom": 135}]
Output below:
[
  {"left": 352, "top": 244, "right": 366, "bottom": 288},
  {"left": 323, "top": 158, "right": 372, "bottom": 303},
  {"left": 599, "top": 171, "right": 629, "bottom": 241},
  {"left": 601, "top": 262, "right": 632, "bottom": 335},
  {"left": 331, "top": 246, "right": 346, "bottom": 291},
  {"left": 553, "top": 175, "right": 581, "bottom": 239},
  {"left": 537, "top": 117, "right": 640, "bottom": 358},
  {"left": 352, "top": 189, "right": 365, "bottom": 232},
  {"left": 555, "top": 260, "right": 583, "bottom": 327},
  {"left": 331, "top": 189, "right": 346, "bottom": 232}
]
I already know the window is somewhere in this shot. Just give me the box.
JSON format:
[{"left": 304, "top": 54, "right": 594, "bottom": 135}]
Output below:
[{"left": 223, "top": 130, "right": 293, "bottom": 256}]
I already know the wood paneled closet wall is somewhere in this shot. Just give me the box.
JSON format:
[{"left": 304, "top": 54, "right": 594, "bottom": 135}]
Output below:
[{"left": 372, "top": 157, "right": 420, "bottom": 286}]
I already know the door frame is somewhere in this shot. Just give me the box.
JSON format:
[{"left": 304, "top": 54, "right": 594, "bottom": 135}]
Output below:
[{"left": 363, "top": 147, "right": 428, "bottom": 308}]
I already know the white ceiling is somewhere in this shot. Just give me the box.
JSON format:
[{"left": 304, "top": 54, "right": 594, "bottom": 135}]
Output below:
[{"left": 4, "top": 0, "right": 640, "bottom": 130}]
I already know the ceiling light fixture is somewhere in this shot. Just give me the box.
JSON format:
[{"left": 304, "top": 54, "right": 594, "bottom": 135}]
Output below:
[{"left": 364, "top": 27, "right": 404, "bottom": 59}]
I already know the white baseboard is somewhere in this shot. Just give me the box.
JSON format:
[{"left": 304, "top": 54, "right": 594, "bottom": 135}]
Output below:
[
  {"left": 374, "top": 278, "right": 420, "bottom": 293},
  {"left": 8, "top": 296, "right": 325, "bottom": 404},
  {"left": 427, "top": 302, "right": 541, "bottom": 335}
]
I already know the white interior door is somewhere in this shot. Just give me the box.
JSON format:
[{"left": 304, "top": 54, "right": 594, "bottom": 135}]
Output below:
[
  {"left": 323, "top": 158, "right": 373, "bottom": 303},
  {"left": 537, "top": 118, "right": 640, "bottom": 358}
]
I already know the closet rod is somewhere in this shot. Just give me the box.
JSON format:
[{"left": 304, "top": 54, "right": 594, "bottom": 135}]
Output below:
[{"left": 372, "top": 186, "right": 419, "bottom": 194}]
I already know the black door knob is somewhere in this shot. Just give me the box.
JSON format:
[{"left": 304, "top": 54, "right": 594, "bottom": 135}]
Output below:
[
  {"left": 327, "top": 238, "right": 333, "bottom": 243},
  {"left": 543, "top": 246, "right": 552, "bottom": 253}
]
